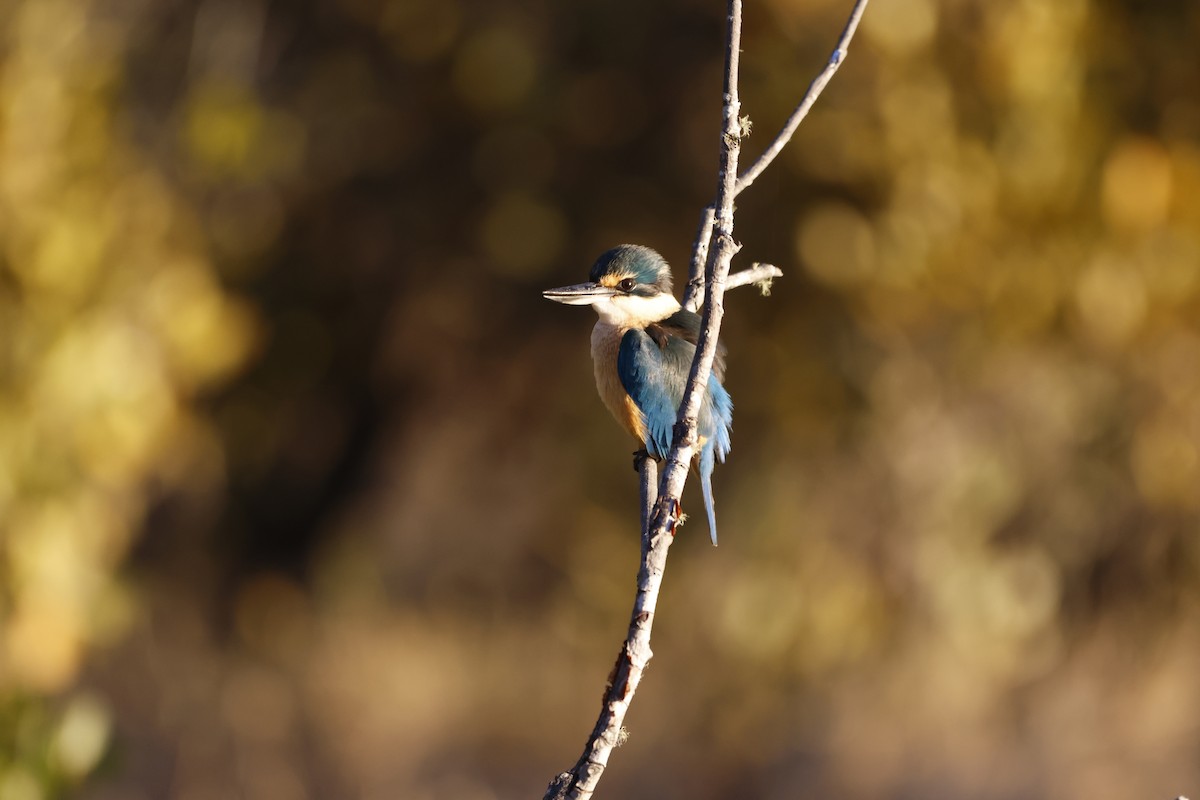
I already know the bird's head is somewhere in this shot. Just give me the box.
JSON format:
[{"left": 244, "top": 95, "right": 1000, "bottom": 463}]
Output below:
[{"left": 543, "top": 245, "right": 680, "bottom": 326}]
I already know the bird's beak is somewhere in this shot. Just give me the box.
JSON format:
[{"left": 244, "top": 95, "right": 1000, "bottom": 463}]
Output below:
[{"left": 542, "top": 282, "right": 616, "bottom": 306}]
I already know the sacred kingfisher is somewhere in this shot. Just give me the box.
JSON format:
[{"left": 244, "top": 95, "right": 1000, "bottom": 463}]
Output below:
[{"left": 543, "top": 245, "right": 733, "bottom": 545}]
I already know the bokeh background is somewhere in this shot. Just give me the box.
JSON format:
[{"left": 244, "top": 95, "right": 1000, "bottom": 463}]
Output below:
[{"left": 1, "top": 0, "right": 1198, "bottom": 797}]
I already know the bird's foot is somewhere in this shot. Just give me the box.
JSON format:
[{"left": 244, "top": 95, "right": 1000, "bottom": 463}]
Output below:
[{"left": 631, "top": 448, "right": 654, "bottom": 473}]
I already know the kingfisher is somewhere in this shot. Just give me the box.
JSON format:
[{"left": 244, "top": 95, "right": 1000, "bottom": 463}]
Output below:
[{"left": 543, "top": 245, "right": 733, "bottom": 545}]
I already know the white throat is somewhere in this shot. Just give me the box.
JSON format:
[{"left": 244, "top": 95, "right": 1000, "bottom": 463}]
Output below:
[{"left": 592, "top": 292, "right": 681, "bottom": 328}]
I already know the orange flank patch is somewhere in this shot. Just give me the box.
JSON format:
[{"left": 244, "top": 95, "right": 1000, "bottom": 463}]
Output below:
[
  {"left": 590, "top": 321, "right": 647, "bottom": 445},
  {"left": 621, "top": 394, "right": 648, "bottom": 443}
]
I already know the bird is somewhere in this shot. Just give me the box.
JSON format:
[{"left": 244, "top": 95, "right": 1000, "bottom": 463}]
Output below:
[{"left": 543, "top": 244, "right": 733, "bottom": 545}]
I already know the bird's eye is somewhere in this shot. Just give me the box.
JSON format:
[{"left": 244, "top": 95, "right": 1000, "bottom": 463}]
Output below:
[{"left": 618, "top": 278, "right": 636, "bottom": 292}]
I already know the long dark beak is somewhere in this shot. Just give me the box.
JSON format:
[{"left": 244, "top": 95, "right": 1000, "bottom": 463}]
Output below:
[{"left": 542, "top": 282, "right": 616, "bottom": 306}]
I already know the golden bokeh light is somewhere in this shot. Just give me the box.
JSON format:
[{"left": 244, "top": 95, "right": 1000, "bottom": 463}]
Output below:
[
  {"left": 1102, "top": 137, "right": 1173, "bottom": 234},
  {"left": 796, "top": 202, "right": 876, "bottom": 288},
  {"left": 452, "top": 27, "right": 538, "bottom": 114},
  {"left": 480, "top": 191, "right": 569, "bottom": 276}
]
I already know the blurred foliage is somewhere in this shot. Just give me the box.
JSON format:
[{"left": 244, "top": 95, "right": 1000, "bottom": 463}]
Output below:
[{"left": 0, "top": 0, "right": 1198, "bottom": 798}]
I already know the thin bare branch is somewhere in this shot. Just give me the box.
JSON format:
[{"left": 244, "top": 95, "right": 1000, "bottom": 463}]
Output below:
[
  {"left": 542, "top": 456, "right": 661, "bottom": 800},
  {"left": 685, "top": 0, "right": 868, "bottom": 306},
  {"left": 639, "top": 454, "right": 657, "bottom": 551},
  {"left": 735, "top": 0, "right": 870, "bottom": 195},
  {"left": 544, "top": 1, "right": 866, "bottom": 796},
  {"left": 543, "top": 2, "right": 746, "bottom": 797},
  {"left": 686, "top": 262, "right": 782, "bottom": 312},
  {"left": 726, "top": 262, "right": 782, "bottom": 291},
  {"left": 657, "top": 0, "right": 745, "bottom": 513},
  {"left": 683, "top": 206, "right": 716, "bottom": 309}
]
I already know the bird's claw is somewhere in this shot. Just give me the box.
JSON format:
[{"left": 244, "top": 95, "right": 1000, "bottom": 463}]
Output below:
[{"left": 631, "top": 448, "right": 651, "bottom": 473}]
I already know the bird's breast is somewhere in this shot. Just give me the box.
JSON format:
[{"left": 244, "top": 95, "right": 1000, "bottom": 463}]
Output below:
[{"left": 591, "top": 322, "right": 646, "bottom": 444}]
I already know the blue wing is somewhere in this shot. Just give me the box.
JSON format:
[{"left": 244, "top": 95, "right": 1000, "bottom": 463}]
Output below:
[
  {"left": 617, "top": 314, "right": 733, "bottom": 544},
  {"left": 617, "top": 328, "right": 680, "bottom": 459}
]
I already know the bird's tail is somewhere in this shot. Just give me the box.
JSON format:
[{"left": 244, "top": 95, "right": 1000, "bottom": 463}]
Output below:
[{"left": 700, "top": 445, "right": 719, "bottom": 546}]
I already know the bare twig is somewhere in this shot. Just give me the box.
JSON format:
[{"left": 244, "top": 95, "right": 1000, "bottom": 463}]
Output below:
[
  {"left": 726, "top": 262, "right": 783, "bottom": 292},
  {"left": 545, "top": 1, "right": 867, "bottom": 796},
  {"left": 543, "top": 458, "right": 659, "bottom": 800},
  {"left": 686, "top": 262, "right": 783, "bottom": 312},
  {"left": 543, "top": 4, "right": 745, "bottom": 796},
  {"left": 639, "top": 455, "right": 657, "bottom": 551},
  {"left": 670, "top": 0, "right": 744, "bottom": 468},
  {"left": 735, "top": 0, "right": 870, "bottom": 194},
  {"left": 682, "top": 0, "right": 870, "bottom": 309},
  {"left": 684, "top": 206, "right": 716, "bottom": 309}
]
